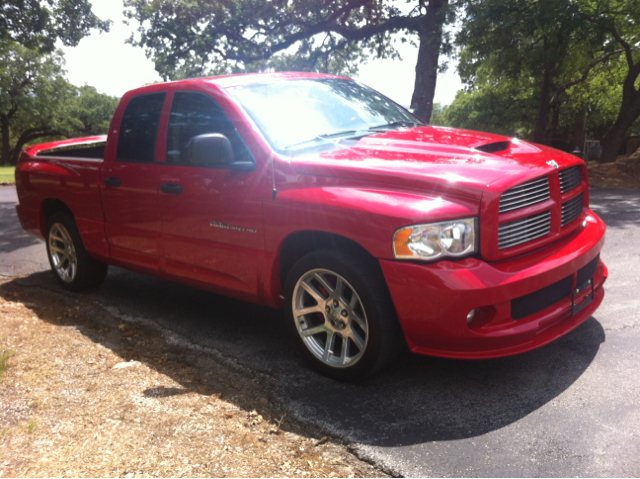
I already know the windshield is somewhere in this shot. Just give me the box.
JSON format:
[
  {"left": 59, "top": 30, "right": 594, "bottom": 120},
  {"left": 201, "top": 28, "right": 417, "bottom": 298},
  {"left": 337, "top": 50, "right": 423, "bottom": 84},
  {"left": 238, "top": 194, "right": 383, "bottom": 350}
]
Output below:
[{"left": 228, "top": 78, "right": 423, "bottom": 153}]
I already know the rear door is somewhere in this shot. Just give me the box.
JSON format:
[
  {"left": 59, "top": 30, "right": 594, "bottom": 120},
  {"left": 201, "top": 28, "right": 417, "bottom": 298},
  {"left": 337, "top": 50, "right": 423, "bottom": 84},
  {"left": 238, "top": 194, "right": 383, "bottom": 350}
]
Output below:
[
  {"left": 157, "top": 89, "right": 269, "bottom": 300},
  {"left": 101, "top": 91, "right": 167, "bottom": 273}
]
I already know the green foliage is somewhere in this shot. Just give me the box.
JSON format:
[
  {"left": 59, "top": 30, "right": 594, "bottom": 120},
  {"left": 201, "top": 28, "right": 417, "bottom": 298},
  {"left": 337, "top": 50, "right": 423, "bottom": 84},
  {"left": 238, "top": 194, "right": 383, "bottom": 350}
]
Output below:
[
  {"left": 123, "top": 0, "right": 419, "bottom": 80},
  {"left": 453, "top": 0, "right": 640, "bottom": 157},
  {"left": 0, "top": 42, "right": 118, "bottom": 165},
  {"left": 123, "top": 0, "right": 467, "bottom": 121},
  {"left": 458, "top": 0, "right": 604, "bottom": 82},
  {"left": 0, "top": 0, "right": 110, "bottom": 53},
  {"left": 443, "top": 65, "right": 539, "bottom": 137},
  {"left": 27, "top": 420, "right": 38, "bottom": 433},
  {"left": 562, "top": 54, "right": 634, "bottom": 139},
  {"left": 445, "top": 54, "right": 638, "bottom": 144},
  {"left": 429, "top": 103, "right": 449, "bottom": 127},
  {"left": 123, "top": 1, "right": 465, "bottom": 81},
  {"left": 68, "top": 86, "right": 120, "bottom": 136}
]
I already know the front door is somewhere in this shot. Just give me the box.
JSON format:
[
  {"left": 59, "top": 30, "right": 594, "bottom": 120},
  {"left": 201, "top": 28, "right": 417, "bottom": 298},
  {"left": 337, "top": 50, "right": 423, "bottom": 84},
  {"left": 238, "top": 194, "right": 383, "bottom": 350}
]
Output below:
[{"left": 157, "top": 89, "right": 269, "bottom": 300}]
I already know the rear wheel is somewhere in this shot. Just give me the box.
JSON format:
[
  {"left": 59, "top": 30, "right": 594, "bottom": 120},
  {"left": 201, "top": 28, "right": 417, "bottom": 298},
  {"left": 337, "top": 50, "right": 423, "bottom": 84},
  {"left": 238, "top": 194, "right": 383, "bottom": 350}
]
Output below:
[
  {"left": 284, "top": 249, "right": 405, "bottom": 381},
  {"left": 46, "top": 212, "right": 108, "bottom": 291}
]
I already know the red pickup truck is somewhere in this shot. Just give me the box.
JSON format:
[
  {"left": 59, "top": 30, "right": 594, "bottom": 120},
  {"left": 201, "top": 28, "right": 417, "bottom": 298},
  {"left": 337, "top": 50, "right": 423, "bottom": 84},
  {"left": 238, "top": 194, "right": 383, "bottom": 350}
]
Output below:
[{"left": 15, "top": 72, "right": 607, "bottom": 380}]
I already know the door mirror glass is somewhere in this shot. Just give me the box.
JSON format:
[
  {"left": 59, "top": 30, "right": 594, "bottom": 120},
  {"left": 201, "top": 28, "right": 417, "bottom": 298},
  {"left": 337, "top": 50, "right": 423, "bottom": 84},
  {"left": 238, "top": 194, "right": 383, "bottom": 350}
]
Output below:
[{"left": 188, "top": 133, "right": 234, "bottom": 167}]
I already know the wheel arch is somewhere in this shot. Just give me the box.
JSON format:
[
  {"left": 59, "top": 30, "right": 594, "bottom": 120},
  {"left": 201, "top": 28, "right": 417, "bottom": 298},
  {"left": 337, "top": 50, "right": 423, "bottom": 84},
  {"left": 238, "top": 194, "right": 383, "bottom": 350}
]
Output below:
[
  {"left": 278, "top": 230, "right": 380, "bottom": 289},
  {"left": 40, "top": 198, "right": 73, "bottom": 236}
]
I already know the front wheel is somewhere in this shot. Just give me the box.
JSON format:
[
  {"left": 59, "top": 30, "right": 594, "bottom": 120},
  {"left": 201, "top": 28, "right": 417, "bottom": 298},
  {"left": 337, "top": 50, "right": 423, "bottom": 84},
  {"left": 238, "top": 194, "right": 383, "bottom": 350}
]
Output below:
[{"left": 284, "top": 249, "right": 405, "bottom": 381}]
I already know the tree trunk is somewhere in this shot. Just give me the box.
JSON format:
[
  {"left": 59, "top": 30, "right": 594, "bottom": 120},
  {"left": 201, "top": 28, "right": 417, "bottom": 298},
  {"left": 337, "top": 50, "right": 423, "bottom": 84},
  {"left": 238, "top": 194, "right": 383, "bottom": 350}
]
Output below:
[
  {"left": 533, "top": 62, "right": 554, "bottom": 144},
  {"left": 571, "top": 108, "right": 587, "bottom": 153},
  {"left": 600, "top": 65, "right": 640, "bottom": 164},
  {"left": 410, "top": 0, "right": 449, "bottom": 123},
  {"left": 549, "top": 103, "right": 560, "bottom": 142},
  {"left": 600, "top": 101, "right": 640, "bottom": 163},
  {"left": 9, "top": 129, "right": 55, "bottom": 165},
  {"left": 1, "top": 116, "right": 11, "bottom": 166}
]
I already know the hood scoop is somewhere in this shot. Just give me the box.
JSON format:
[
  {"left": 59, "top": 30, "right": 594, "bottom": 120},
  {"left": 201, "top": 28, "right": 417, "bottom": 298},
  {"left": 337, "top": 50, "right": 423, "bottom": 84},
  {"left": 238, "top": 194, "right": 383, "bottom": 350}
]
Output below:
[{"left": 474, "top": 141, "right": 511, "bottom": 154}]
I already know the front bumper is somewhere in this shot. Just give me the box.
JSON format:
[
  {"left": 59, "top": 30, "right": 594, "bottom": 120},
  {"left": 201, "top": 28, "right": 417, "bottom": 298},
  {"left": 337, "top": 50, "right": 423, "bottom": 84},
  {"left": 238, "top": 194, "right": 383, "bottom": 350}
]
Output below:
[{"left": 380, "top": 210, "right": 607, "bottom": 359}]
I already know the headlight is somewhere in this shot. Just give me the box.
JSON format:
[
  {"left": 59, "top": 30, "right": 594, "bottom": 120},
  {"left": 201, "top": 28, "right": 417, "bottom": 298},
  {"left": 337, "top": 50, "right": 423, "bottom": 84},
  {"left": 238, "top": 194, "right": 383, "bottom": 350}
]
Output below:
[{"left": 393, "top": 218, "right": 477, "bottom": 261}]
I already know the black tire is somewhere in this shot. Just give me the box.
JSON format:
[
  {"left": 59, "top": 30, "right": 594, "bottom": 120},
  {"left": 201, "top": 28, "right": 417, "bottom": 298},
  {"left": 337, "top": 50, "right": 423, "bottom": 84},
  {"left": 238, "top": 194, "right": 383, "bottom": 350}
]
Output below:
[
  {"left": 46, "top": 211, "right": 108, "bottom": 291},
  {"left": 284, "top": 249, "right": 406, "bottom": 381}
]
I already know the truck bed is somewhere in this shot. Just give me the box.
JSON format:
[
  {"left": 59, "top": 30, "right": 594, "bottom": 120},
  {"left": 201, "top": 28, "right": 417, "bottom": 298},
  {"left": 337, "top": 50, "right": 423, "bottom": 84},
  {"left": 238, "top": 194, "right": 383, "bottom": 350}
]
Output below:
[{"left": 15, "top": 136, "right": 110, "bottom": 260}]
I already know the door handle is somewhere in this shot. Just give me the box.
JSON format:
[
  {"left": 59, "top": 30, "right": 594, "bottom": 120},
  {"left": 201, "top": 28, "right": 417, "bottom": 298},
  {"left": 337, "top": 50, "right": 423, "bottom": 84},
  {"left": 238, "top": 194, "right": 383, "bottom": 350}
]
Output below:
[
  {"left": 160, "top": 183, "right": 183, "bottom": 195},
  {"left": 104, "top": 177, "right": 121, "bottom": 187}
]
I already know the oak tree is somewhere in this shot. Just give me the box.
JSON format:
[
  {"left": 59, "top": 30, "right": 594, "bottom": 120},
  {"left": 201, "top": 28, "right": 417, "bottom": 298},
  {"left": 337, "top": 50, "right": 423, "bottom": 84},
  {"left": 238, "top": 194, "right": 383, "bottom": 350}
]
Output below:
[
  {"left": 580, "top": 0, "right": 640, "bottom": 163},
  {"left": 124, "top": 0, "right": 463, "bottom": 122},
  {"left": 0, "top": 0, "right": 110, "bottom": 53},
  {"left": 457, "top": 0, "right": 640, "bottom": 162},
  {"left": 0, "top": 42, "right": 118, "bottom": 165}
]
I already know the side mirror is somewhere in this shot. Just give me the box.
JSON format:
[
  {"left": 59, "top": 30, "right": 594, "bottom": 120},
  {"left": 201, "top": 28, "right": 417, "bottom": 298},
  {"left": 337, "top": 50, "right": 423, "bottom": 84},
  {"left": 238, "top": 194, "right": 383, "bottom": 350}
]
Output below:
[{"left": 188, "top": 133, "right": 234, "bottom": 167}]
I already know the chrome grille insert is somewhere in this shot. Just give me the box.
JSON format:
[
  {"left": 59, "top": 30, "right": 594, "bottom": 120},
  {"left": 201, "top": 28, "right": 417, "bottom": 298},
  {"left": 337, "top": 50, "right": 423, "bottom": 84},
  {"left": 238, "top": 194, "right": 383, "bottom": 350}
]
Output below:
[
  {"left": 499, "top": 177, "right": 550, "bottom": 214},
  {"left": 561, "top": 193, "right": 583, "bottom": 227},
  {"left": 559, "top": 166, "right": 582, "bottom": 193},
  {"left": 498, "top": 210, "right": 551, "bottom": 250}
]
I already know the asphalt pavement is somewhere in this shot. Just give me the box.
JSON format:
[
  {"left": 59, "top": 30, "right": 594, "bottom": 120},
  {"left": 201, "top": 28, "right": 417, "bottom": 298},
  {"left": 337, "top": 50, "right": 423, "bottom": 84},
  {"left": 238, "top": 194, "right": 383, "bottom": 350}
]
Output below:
[{"left": 1, "top": 185, "right": 639, "bottom": 477}]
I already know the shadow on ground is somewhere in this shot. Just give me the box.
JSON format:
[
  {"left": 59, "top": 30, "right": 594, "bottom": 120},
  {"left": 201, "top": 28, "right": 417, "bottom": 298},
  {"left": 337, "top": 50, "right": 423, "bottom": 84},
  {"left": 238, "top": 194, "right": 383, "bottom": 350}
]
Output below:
[
  {"left": 6, "top": 268, "right": 605, "bottom": 449},
  {"left": 0, "top": 202, "right": 41, "bottom": 254},
  {"left": 589, "top": 187, "right": 640, "bottom": 229}
]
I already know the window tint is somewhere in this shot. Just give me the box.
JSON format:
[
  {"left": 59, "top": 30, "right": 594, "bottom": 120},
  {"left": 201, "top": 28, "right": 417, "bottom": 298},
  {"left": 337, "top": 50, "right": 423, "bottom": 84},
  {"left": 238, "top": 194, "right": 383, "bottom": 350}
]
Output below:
[
  {"left": 116, "top": 92, "right": 166, "bottom": 163},
  {"left": 38, "top": 142, "right": 106, "bottom": 160},
  {"left": 166, "top": 91, "right": 252, "bottom": 165}
]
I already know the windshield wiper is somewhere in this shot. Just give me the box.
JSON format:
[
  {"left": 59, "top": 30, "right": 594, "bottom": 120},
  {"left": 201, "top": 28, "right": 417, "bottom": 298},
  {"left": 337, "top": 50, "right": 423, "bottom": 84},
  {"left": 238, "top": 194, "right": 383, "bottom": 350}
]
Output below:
[
  {"left": 283, "top": 129, "right": 368, "bottom": 151},
  {"left": 369, "top": 120, "right": 421, "bottom": 131}
]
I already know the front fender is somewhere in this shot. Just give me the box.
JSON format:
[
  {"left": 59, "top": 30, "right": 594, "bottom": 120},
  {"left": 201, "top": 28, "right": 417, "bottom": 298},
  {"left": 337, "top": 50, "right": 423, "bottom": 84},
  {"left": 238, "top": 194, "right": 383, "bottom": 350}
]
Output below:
[{"left": 263, "top": 185, "right": 480, "bottom": 259}]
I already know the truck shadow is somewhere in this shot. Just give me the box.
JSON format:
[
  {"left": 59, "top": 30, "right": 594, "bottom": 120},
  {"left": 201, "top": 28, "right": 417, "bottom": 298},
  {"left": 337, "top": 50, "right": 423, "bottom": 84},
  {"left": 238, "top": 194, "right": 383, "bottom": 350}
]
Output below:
[
  {"left": 0, "top": 202, "right": 42, "bottom": 254},
  {"left": 9, "top": 268, "right": 604, "bottom": 448}
]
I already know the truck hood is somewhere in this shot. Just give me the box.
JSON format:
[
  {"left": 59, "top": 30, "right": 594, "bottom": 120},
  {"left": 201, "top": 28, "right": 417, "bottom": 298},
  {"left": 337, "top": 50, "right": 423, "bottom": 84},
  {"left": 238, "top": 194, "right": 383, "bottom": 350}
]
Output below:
[{"left": 288, "top": 126, "right": 580, "bottom": 201}]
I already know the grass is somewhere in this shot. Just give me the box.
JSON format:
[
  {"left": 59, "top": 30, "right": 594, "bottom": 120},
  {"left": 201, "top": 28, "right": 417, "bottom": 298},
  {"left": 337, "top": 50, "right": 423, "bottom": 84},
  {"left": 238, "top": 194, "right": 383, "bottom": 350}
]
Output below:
[
  {"left": 28, "top": 420, "right": 38, "bottom": 433},
  {"left": 0, "top": 349, "right": 15, "bottom": 380},
  {"left": 0, "top": 166, "right": 15, "bottom": 183}
]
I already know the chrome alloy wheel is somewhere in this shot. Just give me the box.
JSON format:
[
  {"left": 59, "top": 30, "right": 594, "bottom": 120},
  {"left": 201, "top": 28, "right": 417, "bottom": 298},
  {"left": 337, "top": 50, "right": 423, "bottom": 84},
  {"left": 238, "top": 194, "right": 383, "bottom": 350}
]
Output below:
[
  {"left": 48, "top": 223, "right": 77, "bottom": 283},
  {"left": 292, "top": 268, "right": 369, "bottom": 368}
]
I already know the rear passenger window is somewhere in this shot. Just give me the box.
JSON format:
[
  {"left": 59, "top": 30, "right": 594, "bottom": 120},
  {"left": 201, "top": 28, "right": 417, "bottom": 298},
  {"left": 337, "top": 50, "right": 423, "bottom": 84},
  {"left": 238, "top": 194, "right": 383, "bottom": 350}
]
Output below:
[
  {"left": 166, "top": 91, "right": 252, "bottom": 165},
  {"left": 116, "top": 92, "right": 166, "bottom": 163}
]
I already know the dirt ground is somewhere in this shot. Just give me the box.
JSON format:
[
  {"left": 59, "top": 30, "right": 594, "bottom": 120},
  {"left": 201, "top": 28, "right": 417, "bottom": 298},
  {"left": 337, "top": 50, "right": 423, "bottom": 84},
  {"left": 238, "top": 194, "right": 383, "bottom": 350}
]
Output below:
[
  {"left": 586, "top": 156, "right": 640, "bottom": 189},
  {"left": 0, "top": 278, "right": 387, "bottom": 478}
]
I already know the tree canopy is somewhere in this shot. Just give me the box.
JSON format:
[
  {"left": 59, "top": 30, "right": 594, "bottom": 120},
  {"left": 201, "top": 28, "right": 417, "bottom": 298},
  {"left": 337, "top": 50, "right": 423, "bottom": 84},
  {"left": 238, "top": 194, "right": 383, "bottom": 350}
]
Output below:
[
  {"left": 455, "top": 0, "right": 640, "bottom": 162},
  {"left": 439, "top": 54, "right": 637, "bottom": 149},
  {"left": 0, "top": 0, "right": 110, "bottom": 53},
  {"left": 0, "top": 42, "right": 118, "bottom": 165},
  {"left": 124, "top": 0, "right": 463, "bottom": 122}
]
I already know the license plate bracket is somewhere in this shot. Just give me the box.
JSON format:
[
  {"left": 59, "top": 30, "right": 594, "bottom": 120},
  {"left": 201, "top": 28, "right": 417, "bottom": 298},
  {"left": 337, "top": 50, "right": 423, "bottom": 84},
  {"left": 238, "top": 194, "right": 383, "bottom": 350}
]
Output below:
[{"left": 572, "top": 277, "right": 594, "bottom": 316}]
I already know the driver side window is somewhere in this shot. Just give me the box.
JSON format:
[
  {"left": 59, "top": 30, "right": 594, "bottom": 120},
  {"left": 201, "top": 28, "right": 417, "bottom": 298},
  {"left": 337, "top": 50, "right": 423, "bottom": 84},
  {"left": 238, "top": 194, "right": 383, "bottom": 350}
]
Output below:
[{"left": 166, "top": 91, "right": 252, "bottom": 165}]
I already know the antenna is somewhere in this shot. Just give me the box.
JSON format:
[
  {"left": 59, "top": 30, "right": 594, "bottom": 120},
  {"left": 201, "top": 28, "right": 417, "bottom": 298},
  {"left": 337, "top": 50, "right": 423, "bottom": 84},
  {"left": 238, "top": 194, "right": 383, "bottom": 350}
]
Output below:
[{"left": 271, "top": 152, "right": 277, "bottom": 200}]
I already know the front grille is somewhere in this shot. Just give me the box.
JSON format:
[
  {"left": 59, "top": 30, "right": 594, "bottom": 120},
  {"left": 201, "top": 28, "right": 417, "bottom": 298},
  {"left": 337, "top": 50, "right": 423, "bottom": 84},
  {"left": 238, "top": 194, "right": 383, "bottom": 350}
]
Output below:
[
  {"left": 499, "top": 177, "right": 550, "bottom": 214},
  {"left": 511, "top": 254, "right": 600, "bottom": 320},
  {"left": 577, "top": 254, "right": 599, "bottom": 286},
  {"left": 559, "top": 166, "right": 582, "bottom": 193},
  {"left": 498, "top": 210, "right": 551, "bottom": 249},
  {"left": 561, "top": 193, "right": 583, "bottom": 227},
  {"left": 511, "top": 275, "right": 573, "bottom": 320}
]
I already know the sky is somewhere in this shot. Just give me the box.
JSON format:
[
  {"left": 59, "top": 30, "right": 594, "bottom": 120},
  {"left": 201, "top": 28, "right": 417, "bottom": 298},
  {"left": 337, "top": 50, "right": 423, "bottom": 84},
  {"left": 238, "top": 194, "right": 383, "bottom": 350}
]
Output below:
[{"left": 60, "top": 0, "right": 464, "bottom": 106}]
